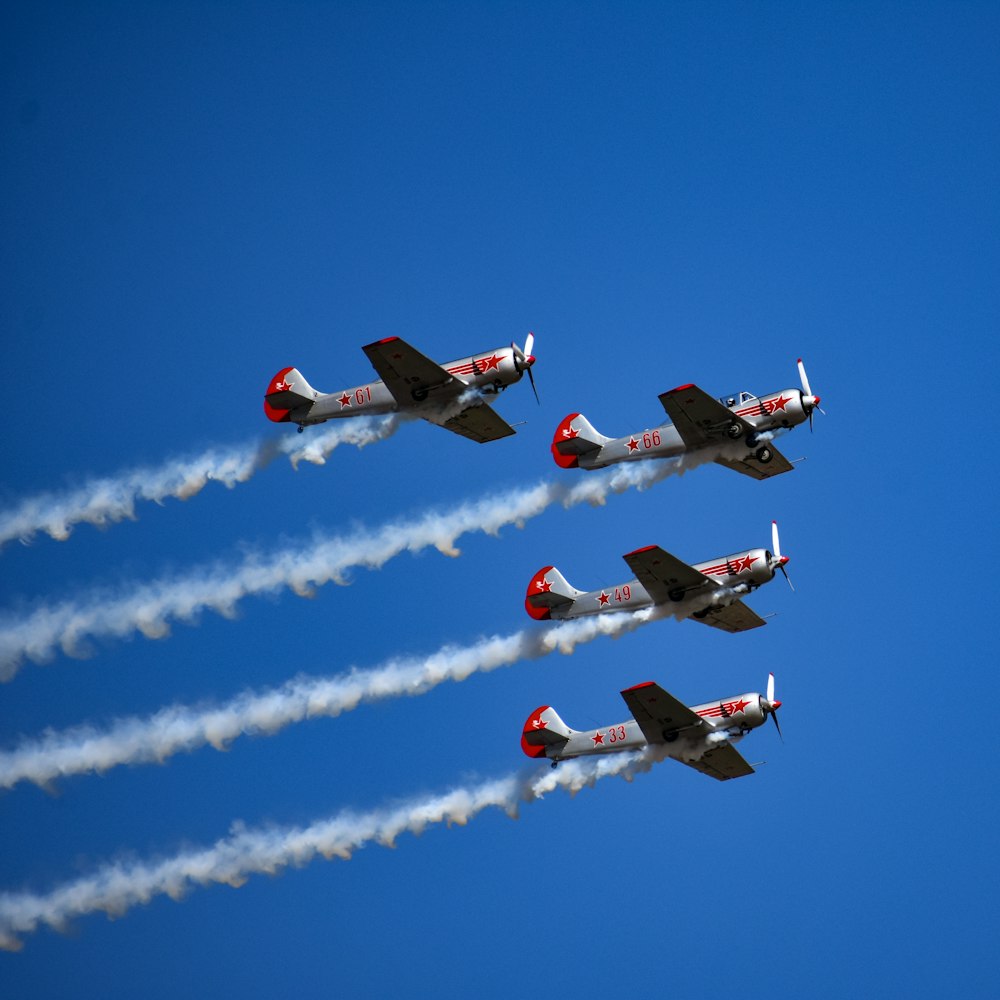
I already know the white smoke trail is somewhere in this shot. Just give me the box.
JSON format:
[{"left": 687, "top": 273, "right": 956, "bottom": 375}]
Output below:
[
  {"left": 0, "top": 458, "right": 687, "bottom": 680},
  {"left": 0, "top": 610, "right": 660, "bottom": 790},
  {"left": 0, "top": 748, "right": 665, "bottom": 951},
  {"left": 0, "top": 415, "right": 405, "bottom": 549}
]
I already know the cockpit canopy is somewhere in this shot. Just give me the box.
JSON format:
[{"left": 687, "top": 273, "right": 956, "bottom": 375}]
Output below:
[{"left": 718, "top": 390, "right": 759, "bottom": 408}]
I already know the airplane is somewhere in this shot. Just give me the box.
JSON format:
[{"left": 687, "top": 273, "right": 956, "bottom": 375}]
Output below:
[
  {"left": 521, "top": 673, "right": 782, "bottom": 780},
  {"left": 551, "top": 358, "right": 821, "bottom": 479},
  {"left": 525, "top": 521, "right": 792, "bottom": 633},
  {"left": 264, "top": 333, "right": 538, "bottom": 443}
]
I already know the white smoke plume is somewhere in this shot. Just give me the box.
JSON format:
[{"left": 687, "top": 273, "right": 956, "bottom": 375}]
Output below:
[
  {"left": 0, "top": 610, "right": 660, "bottom": 790},
  {"left": 0, "top": 458, "right": 689, "bottom": 680},
  {"left": 0, "top": 415, "right": 405, "bottom": 549},
  {"left": 0, "top": 748, "right": 665, "bottom": 951}
]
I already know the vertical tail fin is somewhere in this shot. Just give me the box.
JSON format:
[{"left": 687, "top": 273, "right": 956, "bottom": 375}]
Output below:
[
  {"left": 264, "top": 368, "right": 319, "bottom": 423},
  {"left": 551, "top": 413, "right": 611, "bottom": 468},
  {"left": 521, "top": 706, "right": 573, "bottom": 758},
  {"left": 524, "top": 565, "right": 584, "bottom": 620}
]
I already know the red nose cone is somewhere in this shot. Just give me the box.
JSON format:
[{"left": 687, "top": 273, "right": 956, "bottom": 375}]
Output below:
[
  {"left": 812, "top": 395, "right": 821, "bottom": 408},
  {"left": 772, "top": 700, "right": 782, "bottom": 710},
  {"left": 779, "top": 555, "right": 790, "bottom": 565}
]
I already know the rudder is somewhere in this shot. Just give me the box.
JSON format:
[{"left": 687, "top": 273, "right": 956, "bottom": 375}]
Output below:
[
  {"left": 551, "top": 413, "right": 610, "bottom": 468},
  {"left": 524, "top": 565, "right": 584, "bottom": 620},
  {"left": 264, "top": 367, "right": 319, "bottom": 423},
  {"left": 521, "top": 706, "right": 573, "bottom": 758}
]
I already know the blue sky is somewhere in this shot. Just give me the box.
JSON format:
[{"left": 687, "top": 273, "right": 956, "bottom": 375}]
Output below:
[{"left": 1, "top": 2, "right": 997, "bottom": 996}]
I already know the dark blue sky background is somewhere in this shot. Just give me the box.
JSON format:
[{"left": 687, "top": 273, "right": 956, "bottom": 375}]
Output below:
[{"left": 2, "top": 3, "right": 997, "bottom": 997}]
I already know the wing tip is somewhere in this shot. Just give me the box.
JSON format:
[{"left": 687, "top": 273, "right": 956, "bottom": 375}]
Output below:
[{"left": 624, "top": 544, "right": 658, "bottom": 558}]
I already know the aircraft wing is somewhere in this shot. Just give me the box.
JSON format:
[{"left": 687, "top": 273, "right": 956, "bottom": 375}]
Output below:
[
  {"left": 621, "top": 681, "right": 707, "bottom": 743},
  {"left": 714, "top": 446, "right": 794, "bottom": 480},
  {"left": 691, "top": 599, "right": 767, "bottom": 633},
  {"left": 428, "top": 400, "right": 516, "bottom": 443},
  {"left": 622, "top": 545, "right": 715, "bottom": 604},
  {"left": 659, "top": 383, "right": 754, "bottom": 448},
  {"left": 362, "top": 337, "right": 461, "bottom": 407},
  {"left": 679, "top": 742, "right": 756, "bottom": 781}
]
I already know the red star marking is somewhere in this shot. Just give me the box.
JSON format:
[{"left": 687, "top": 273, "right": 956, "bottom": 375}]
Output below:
[
  {"left": 731, "top": 554, "right": 759, "bottom": 574},
  {"left": 532, "top": 718, "right": 548, "bottom": 730},
  {"left": 727, "top": 698, "right": 750, "bottom": 715},
  {"left": 535, "top": 578, "right": 553, "bottom": 593},
  {"left": 338, "top": 393, "right": 352, "bottom": 408},
  {"left": 563, "top": 426, "right": 579, "bottom": 439},
  {"left": 275, "top": 380, "right": 289, "bottom": 392},
  {"left": 478, "top": 354, "right": 503, "bottom": 373},
  {"left": 626, "top": 437, "right": 640, "bottom": 452},
  {"left": 591, "top": 731, "right": 605, "bottom": 746},
  {"left": 598, "top": 591, "right": 610, "bottom": 606},
  {"left": 768, "top": 394, "right": 791, "bottom": 413}
]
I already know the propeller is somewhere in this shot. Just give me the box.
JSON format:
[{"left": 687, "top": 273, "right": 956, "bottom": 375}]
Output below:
[
  {"left": 763, "top": 672, "right": 783, "bottom": 741},
  {"left": 770, "top": 520, "right": 794, "bottom": 591},
  {"left": 796, "top": 357, "right": 824, "bottom": 431},
  {"left": 513, "top": 332, "right": 539, "bottom": 404}
]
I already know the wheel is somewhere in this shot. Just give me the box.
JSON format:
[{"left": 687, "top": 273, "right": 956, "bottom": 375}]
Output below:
[
  {"left": 411, "top": 387, "right": 429, "bottom": 402},
  {"left": 297, "top": 425, "right": 305, "bottom": 434},
  {"left": 726, "top": 422, "right": 743, "bottom": 440},
  {"left": 756, "top": 445, "right": 773, "bottom": 463},
  {"left": 745, "top": 432, "right": 758, "bottom": 447},
  {"left": 668, "top": 588, "right": 685, "bottom": 602},
  {"left": 662, "top": 730, "right": 678, "bottom": 743}
]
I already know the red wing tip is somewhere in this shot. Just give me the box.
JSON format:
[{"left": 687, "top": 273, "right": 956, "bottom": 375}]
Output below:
[
  {"left": 623, "top": 681, "right": 656, "bottom": 692},
  {"left": 669, "top": 383, "right": 695, "bottom": 393},
  {"left": 625, "top": 545, "right": 658, "bottom": 557},
  {"left": 797, "top": 357, "right": 803, "bottom": 364},
  {"left": 364, "top": 336, "right": 400, "bottom": 349}
]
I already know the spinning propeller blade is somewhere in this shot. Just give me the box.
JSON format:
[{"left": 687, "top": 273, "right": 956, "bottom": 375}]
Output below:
[
  {"left": 771, "top": 520, "right": 794, "bottom": 591},
  {"left": 765, "top": 672, "right": 783, "bottom": 742},
  {"left": 797, "top": 357, "right": 824, "bottom": 429},
  {"left": 512, "top": 332, "right": 539, "bottom": 404}
]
